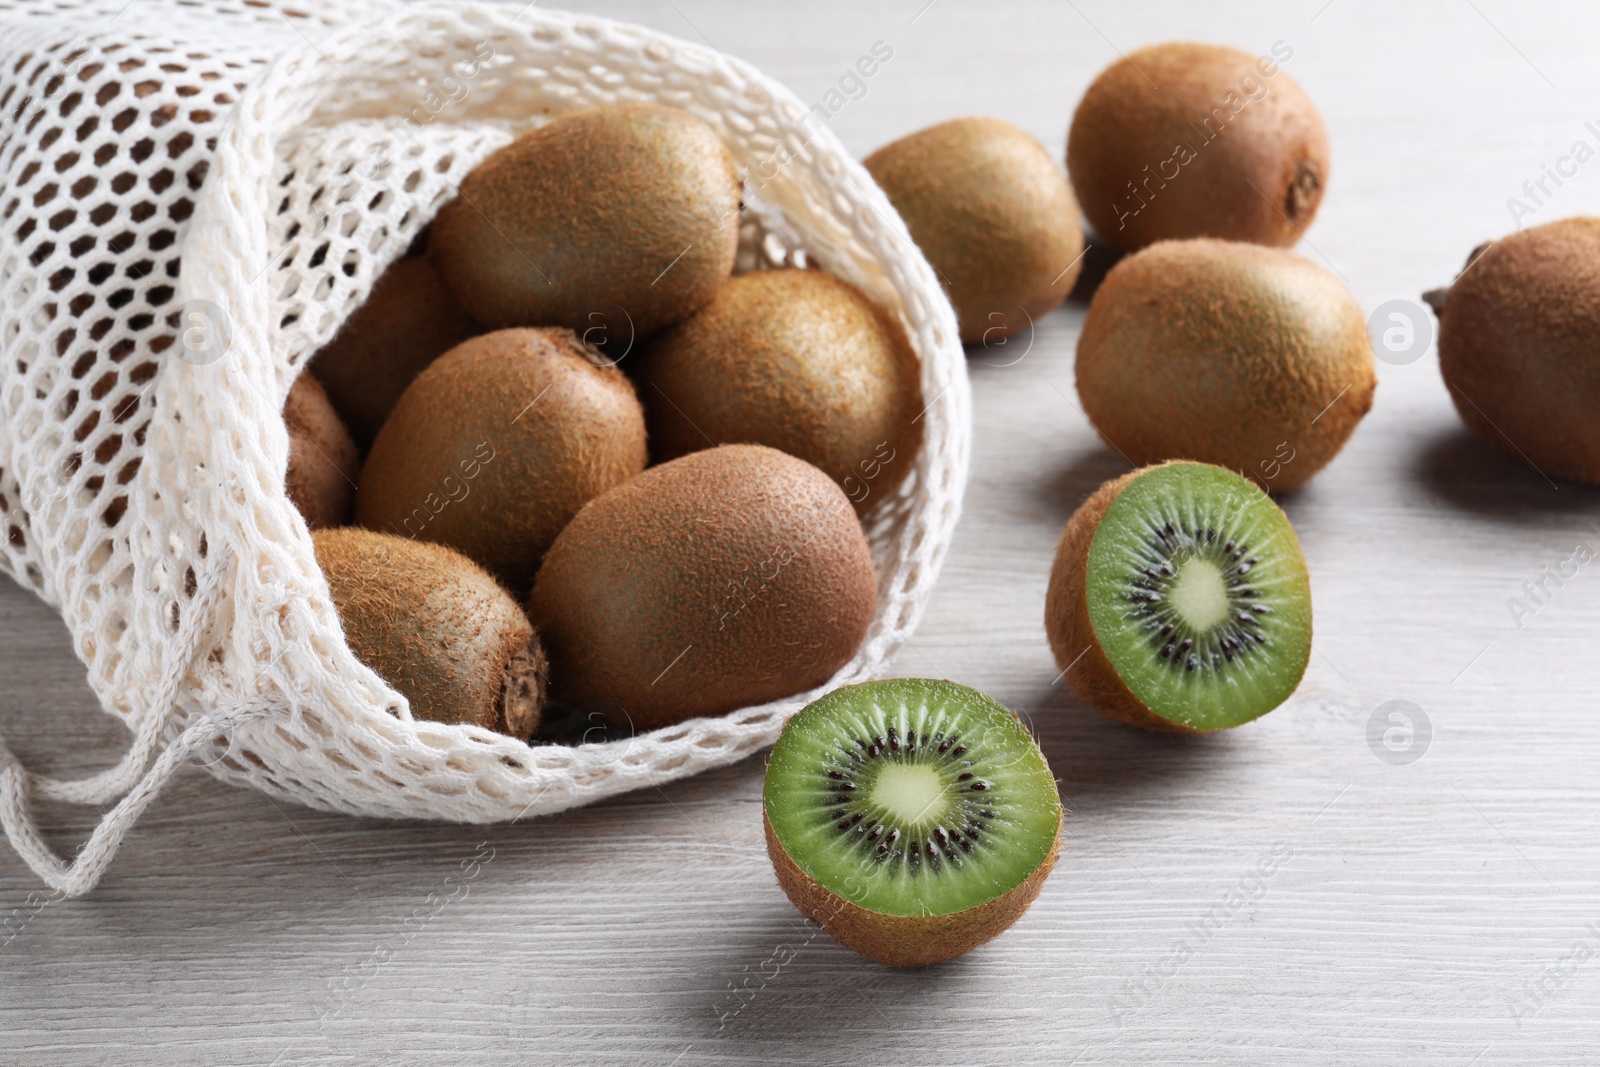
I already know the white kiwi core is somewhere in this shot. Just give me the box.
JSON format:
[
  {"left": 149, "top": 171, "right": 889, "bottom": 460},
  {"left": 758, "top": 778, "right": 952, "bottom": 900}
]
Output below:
[
  {"left": 870, "top": 763, "right": 949, "bottom": 827},
  {"left": 1168, "top": 556, "right": 1230, "bottom": 632}
]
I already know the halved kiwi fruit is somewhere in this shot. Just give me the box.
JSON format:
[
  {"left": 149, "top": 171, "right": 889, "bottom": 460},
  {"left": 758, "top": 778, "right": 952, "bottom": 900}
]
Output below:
[
  {"left": 764, "top": 678, "right": 1062, "bottom": 967},
  {"left": 1045, "top": 462, "right": 1311, "bottom": 733}
]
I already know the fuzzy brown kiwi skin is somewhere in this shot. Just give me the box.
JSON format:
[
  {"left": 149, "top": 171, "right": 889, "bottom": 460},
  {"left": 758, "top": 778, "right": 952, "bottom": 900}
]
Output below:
[
  {"left": 1437, "top": 218, "right": 1600, "bottom": 485},
  {"left": 429, "top": 103, "right": 739, "bottom": 336},
  {"left": 527, "top": 445, "right": 876, "bottom": 731},
  {"left": 1068, "top": 42, "right": 1329, "bottom": 253},
  {"left": 355, "top": 327, "right": 647, "bottom": 594},
  {"left": 639, "top": 270, "right": 922, "bottom": 513},
  {"left": 1044, "top": 467, "right": 1198, "bottom": 734},
  {"left": 863, "top": 116, "right": 1084, "bottom": 344},
  {"left": 310, "top": 256, "right": 481, "bottom": 451},
  {"left": 763, "top": 809, "right": 1061, "bottom": 968},
  {"left": 313, "top": 528, "right": 547, "bottom": 738},
  {"left": 284, "top": 371, "right": 360, "bottom": 529},
  {"left": 1076, "top": 239, "right": 1375, "bottom": 493}
]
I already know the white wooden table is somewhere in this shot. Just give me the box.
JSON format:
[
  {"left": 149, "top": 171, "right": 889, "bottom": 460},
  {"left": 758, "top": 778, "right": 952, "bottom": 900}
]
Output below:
[{"left": 6, "top": 1, "right": 1600, "bottom": 1063}]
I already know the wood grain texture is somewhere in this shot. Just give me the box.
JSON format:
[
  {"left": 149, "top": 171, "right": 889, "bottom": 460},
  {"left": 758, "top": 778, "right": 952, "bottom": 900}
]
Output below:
[{"left": 6, "top": 1, "right": 1600, "bottom": 1063}]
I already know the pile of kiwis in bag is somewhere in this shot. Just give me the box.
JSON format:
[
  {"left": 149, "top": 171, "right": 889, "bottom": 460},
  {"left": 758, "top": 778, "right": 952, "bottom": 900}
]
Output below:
[
  {"left": 288, "top": 102, "right": 922, "bottom": 741},
  {"left": 280, "top": 41, "right": 1600, "bottom": 968}
]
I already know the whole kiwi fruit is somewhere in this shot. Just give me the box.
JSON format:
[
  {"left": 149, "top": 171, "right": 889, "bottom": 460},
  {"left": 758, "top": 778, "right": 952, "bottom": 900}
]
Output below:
[
  {"left": 355, "top": 327, "right": 647, "bottom": 592},
  {"left": 429, "top": 103, "right": 740, "bottom": 336},
  {"left": 313, "top": 527, "right": 546, "bottom": 738},
  {"left": 1076, "top": 238, "right": 1375, "bottom": 491},
  {"left": 310, "top": 256, "right": 481, "bottom": 450},
  {"left": 639, "top": 269, "right": 921, "bottom": 512},
  {"left": 1067, "top": 42, "right": 1329, "bottom": 252},
  {"left": 527, "top": 445, "right": 876, "bottom": 731},
  {"left": 284, "top": 370, "right": 360, "bottom": 529},
  {"left": 863, "top": 116, "right": 1085, "bottom": 343},
  {"left": 1434, "top": 217, "right": 1600, "bottom": 484},
  {"left": 1044, "top": 461, "right": 1312, "bottom": 734}
]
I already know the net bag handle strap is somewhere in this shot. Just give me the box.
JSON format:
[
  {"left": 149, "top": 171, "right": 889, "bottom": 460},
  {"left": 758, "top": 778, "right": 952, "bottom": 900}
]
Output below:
[
  {"left": 34, "top": 546, "right": 234, "bottom": 808},
  {"left": 0, "top": 547, "right": 267, "bottom": 896},
  {"left": 0, "top": 701, "right": 270, "bottom": 897}
]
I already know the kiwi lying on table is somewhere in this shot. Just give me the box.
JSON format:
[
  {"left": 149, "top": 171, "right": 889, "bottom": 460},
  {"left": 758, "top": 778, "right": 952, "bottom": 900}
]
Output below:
[
  {"left": 1068, "top": 41, "right": 1329, "bottom": 252},
  {"left": 1075, "top": 238, "right": 1375, "bottom": 492},
  {"left": 1431, "top": 217, "right": 1600, "bottom": 485},
  {"left": 1045, "top": 461, "right": 1312, "bottom": 733},
  {"left": 764, "top": 678, "right": 1062, "bottom": 966},
  {"left": 864, "top": 116, "right": 1085, "bottom": 344}
]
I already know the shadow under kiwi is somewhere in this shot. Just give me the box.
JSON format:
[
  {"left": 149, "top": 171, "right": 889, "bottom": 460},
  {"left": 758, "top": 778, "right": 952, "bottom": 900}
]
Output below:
[
  {"left": 1032, "top": 444, "right": 1135, "bottom": 524},
  {"left": 1012, "top": 674, "right": 1244, "bottom": 811},
  {"left": 1066, "top": 237, "right": 1125, "bottom": 306},
  {"left": 695, "top": 903, "right": 963, "bottom": 1047},
  {"left": 1413, "top": 423, "right": 1600, "bottom": 524},
  {"left": 404, "top": 226, "right": 431, "bottom": 259}
]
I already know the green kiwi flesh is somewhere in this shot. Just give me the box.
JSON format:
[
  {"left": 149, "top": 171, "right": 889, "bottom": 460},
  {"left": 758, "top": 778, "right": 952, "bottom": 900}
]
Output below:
[
  {"left": 313, "top": 528, "right": 547, "bottom": 739},
  {"left": 764, "top": 678, "right": 1062, "bottom": 967},
  {"left": 428, "top": 103, "right": 739, "bottom": 336},
  {"left": 639, "top": 269, "right": 922, "bottom": 512},
  {"left": 1045, "top": 462, "right": 1311, "bottom": 733}
]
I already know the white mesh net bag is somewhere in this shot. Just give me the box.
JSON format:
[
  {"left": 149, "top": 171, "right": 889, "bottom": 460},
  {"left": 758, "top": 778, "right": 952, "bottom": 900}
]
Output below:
[{"left": 0, "top": 0, "right": 969, "bottom": 896}]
